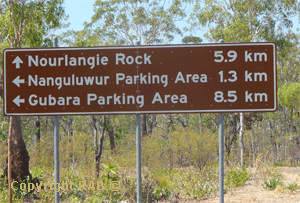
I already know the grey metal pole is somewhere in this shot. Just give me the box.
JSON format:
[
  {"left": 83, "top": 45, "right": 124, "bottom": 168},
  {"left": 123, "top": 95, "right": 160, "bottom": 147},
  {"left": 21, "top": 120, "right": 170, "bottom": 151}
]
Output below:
[
  {"left": 136, "top": 114, "right": 142, "bottom": 203},
  {"left": 218, "top": 38, "right": 225, "bottom": 203},
  {"left": 53, "top": 37, "right": 60, "bottom": 203},
  {"left": 135, "top": 41, "right": 142, "bottom": 203},
  {"left": 219, "top": 113, "right": 224, "bottom": 203},
  {"left": 8, "top": 117, "right": 12, "bottom": 203}
]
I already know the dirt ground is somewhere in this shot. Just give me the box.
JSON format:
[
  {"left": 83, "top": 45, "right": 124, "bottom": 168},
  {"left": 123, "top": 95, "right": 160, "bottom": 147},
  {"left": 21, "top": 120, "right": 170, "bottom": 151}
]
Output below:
[{"left": 201, "top": 167, "right": 300, "bottom": 203}]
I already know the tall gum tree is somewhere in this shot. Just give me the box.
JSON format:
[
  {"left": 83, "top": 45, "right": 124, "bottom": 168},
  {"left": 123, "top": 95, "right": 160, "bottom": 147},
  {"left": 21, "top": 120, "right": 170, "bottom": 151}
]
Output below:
[
  {"left": 88, "top": 0, "right": 187, "bottom": 45},
  {"left": 276, "top": 30, "right": 300, "bottom": 136},
  {"left": 188, "top": 0, "right": 300, "bottom": 166},
  {"left": 86, "top": 0, "right": 188, "bottom": 136},
  {"left": 0, "top": 0, "right": 66, "bottom": 181},
  {"left": 189, "top": 0, "right": 300, "bottom": 42}
]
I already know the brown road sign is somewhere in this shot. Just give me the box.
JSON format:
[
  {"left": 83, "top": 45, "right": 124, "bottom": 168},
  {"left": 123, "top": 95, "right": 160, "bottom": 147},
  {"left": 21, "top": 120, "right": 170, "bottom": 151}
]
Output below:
[{"left": 3, "top": 43, "right": 277, "bottom": 116}]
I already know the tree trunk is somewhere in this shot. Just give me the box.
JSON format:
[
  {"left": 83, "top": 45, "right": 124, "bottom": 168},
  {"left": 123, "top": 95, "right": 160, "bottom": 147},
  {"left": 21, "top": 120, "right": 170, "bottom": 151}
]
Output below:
[
  {"left": 35, "top": 116, "right": 40, "bottom": 143},
  {"left": 93, "top": 116, "right": 106, "bottom": 178},
  {"left": 67, "top": 117, "right": 73, "bottom": 142},
  {"left": 148, "top": 114, "right": 156, "bottom": 135},
  {"left": 4, "top": 116, "right": 31, "bottom": 181},
  {"left": 93, "top": 117, "right": 99, "bottom": 178},
  {"left": 45, "top": 117, "right": 48, "bottom": 134},
  {"left": 165, "top": 114, "right": 174, "bottom": 133},
  {"left": 106, "top": 123, "right": 116, "bottom": 151},
  {"left": 141, "top": 114, "right": 147, "bottom": 136},
  {"left": 288, "top": 108, "right": 293, "bottom": 133},
  {"left": 225, "top": 113, "right": 238, "bottom": 158},
  {"left": 199, "top": 113, "right": 203, "bottom": 133},
  {"left": 283, "top": 107, "right": 287, "bottom": 135},
  {"left": 239, "top": 113, "right": 245, "bottom": 167},
  {"left": 175, "top": 114, "right": 189, "bottom": 128}
]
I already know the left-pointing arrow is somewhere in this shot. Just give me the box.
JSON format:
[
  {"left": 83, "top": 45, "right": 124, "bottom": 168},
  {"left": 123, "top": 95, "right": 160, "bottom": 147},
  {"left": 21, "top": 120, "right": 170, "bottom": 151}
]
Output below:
[
  {"left": 12, "top": 56, "right": 23, "bottom": 69},
  {"left": 12, "top": 76, "right": 25, "bottom": 87},
  {"left": 13, "top": 95, "right": 25, "bottom": 107}
]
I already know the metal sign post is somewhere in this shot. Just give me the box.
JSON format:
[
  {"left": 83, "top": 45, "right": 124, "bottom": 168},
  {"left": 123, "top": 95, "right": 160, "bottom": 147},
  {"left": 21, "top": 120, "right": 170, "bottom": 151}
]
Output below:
[
  {"left": 219, "top": 113, "right": 224, "bottom": 203},
  {"left": 8, "top": 117, "right": 12, "bottom": 203},
  {"left": 136, "top": 114, "right": 142, "bottom": 203},
  {"left": 135, "top": 42, "right": 142, "bottom": 203},
  {"left": 53, "top": 37, "right": 60, "bottom": 203},
  {"left": 54, "top": 116, "right": 60, "bottom": 203},
  {"left": 218, "top": 39, "right": 225, "bottom": 203}
]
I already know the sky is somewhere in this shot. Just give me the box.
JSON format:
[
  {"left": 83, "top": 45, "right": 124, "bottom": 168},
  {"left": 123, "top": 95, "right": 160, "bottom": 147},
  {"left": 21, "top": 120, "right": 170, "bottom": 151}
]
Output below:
[
  {"left": 61, "top": 0, "right": 299, "bottom": 45},
  {"left": 62, "top": 0, "right": 94, "bottom": 31},
  {"left": 60, "top": 0, "right": 202, "bottom": 44}
]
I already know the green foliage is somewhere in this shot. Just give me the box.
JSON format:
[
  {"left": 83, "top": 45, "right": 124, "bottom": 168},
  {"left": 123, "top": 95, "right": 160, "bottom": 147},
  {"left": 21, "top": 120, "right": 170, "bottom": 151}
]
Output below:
[
  {"left": 61, "top": 29, "right": 104, "bottom": 47},
  {"left": 10, "top": 176, "right": 38, "bottom": 200},
  {"left": 59, "top": 132, "right": 94, "bottom": 169},
  {"left": 30, "top": 166, "right": 47, "bottom": 182},
  {"left": 186, "top": 180, "right": 217, "bottom": 200},
  {"left": 140, "top": 129, "right": 218, "bottom": 171},
  {"left": 151, "top": 171, "right": 174, "bottom": 201},
  {"left": 60, "top": 167, "right": 123, "bottom": 202},
  {"left": 185, "top": 168, "right": 219, "bottom": 200},
  {"left": 102, "top": 162, "right": 119, "bottom": 181},
  {"left": 278, "top": 82, "right": 300, "bottom": 109},
  {"left": 182, "top": 35, "right": 202, "bottom": 44},
  {"left": 59, "top": 170, "right": 87, "bottom": 201},
  {"left": 0, "top": 121, "right": 8, "bottom": 141},
  {"left": 276, "top": 31, "right": 300, "bottom": 84},
  {"left": 152, "top": 188, "right": 171, "bottom": 201},
  {"left": 86, "top": 0, "right": 187, "bottom": 45},
  {"left": 0, "top": 0, "right": 67, "bottom": 48},
  {"left": 225, "top": 167, "right": 252, "bottom": 189},
  {"left": 262, "top": 171, "right": 284, "bottom": 190},
  {"left": 286, "top": 182, "right": 300, "bottom": 192},
  {"left": 189, "top": 0, "right": 300, "bottom": 42},
  {"left": 273, "top": 162, "right": 286, "bottom": 167},
  {"left": 262, "top": 172, "right": 300, "bottom": 193},
  {"left": 263, "top": 176, "right": 282, "bottom": 190},
  {"left": 122, "top": 173, "right": 172, "bottom": 202},
  {"left": 0, "top": 176, "right": 7, "bottom": 193}
]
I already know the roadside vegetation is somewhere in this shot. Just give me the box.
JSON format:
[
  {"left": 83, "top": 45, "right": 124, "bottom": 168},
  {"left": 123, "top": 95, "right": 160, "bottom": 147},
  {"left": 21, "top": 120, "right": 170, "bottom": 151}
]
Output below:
[{"left": 1, "top": 0, "right": 300, "bottom": 202}]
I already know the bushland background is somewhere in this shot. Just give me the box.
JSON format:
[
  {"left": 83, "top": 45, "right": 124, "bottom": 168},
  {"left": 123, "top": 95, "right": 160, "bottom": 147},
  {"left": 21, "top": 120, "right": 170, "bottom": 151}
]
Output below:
[{"left": 1, "top": 0, "right": 300, "bottom": 202}]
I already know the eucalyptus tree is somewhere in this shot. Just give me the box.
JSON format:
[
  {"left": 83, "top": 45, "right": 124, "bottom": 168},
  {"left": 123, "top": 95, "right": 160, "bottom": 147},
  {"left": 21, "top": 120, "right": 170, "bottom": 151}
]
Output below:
[
  {"left": 61, "top": 28, "right": 106, "bottom": 47},
  {"left": 0, "top": 0, "right": 66, "bottom": 181},
  {"left": 85, "top": 0, "right": 188, "bottom": 138},
  {"left": 0, "top": 0, "right": 66, "bottom": 48},
  {"left": 67, "top": 0, "right": 189, "bottom": 179},
  {"left": 276, "top": 30, "right": 300, "bottom": 137},
  {"left": 88, "top": 0, "right": 187, "bottom": 45},
  {"left": 277, "top": 30, "right": 300, "bottom": 85},
  {"left": 188, "top": 0, "right": 300, "bottom": 166},
  {"left": 189, "top": 0, "right": 300, "bottom": 42},
  {"left": 279, "top": 82, "right": 300, "bottom": 133}
]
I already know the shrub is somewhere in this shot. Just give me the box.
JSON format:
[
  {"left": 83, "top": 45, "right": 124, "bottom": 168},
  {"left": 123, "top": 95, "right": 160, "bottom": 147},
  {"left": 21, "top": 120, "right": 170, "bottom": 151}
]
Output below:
[
  {"left": 225, "top": 167, "right": 252, "bottom": 189},
  {"left": 10, "top": 176, "right": 38, "bottom": 200},
  {"left": 286, "top": 183, "right": 300, "bottom": 192},
  {"left": 262, "top": 171, "right": 283, "bottom": 190},
  {"left": 185, "top": 168, "right": 219, "bottom": 200}
]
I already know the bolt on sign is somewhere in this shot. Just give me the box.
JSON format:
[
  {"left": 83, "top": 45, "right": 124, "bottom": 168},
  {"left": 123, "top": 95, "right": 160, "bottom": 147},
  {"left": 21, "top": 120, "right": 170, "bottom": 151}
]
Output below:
[{"left": 3, "top": 43, "right": 277, "bottom": 116}]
